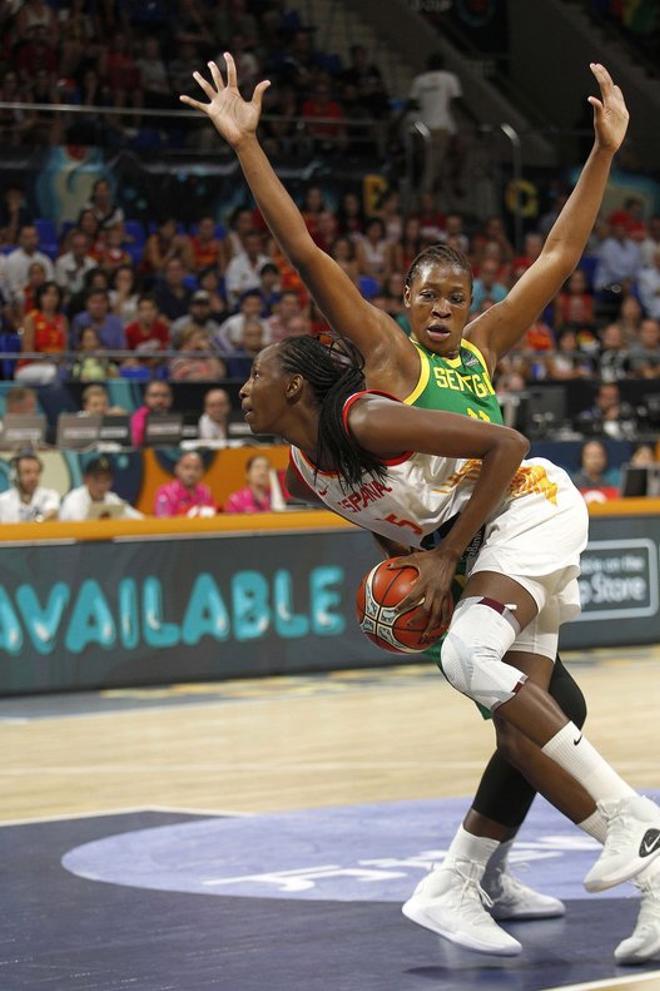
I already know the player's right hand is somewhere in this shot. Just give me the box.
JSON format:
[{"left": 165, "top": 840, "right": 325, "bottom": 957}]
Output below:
[{"left": 180, "top": 54, "right": 271, "bottom": 150}]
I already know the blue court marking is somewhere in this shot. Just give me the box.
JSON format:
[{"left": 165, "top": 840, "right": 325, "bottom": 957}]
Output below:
[{"left": 62, "top": 792, "right": 659, "bottom": 903}]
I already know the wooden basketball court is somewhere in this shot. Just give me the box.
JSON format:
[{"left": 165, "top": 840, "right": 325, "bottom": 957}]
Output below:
[{"left": 2, "top": 644, "right": 660, "bottom": 990}]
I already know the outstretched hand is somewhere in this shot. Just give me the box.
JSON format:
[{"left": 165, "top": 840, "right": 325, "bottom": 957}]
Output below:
[
  {"left": 588, "top": 62, "right": 628, "bottom": 154},
  {"left": 179, "top": 54, "right": 270, "bottom": 150}
]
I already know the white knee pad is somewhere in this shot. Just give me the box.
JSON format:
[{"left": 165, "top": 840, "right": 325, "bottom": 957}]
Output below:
[{"left": 440, "top": 596, "right": 527, "bottom": 712}]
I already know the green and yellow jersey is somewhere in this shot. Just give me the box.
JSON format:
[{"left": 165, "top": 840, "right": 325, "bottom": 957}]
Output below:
[
  {"left": 404, "top": 338, "right": 502, "bottom": 715},
  {"left": 404, "top": 338, "right": 502, "bottom": 425}
]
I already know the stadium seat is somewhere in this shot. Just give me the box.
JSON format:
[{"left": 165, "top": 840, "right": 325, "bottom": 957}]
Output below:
[
  {"left": 0, "top": 331, "right": 21, "bottom": 379},
  {"left": 34, "top": 218, "right": 58, "bottom": 259},
  {"left": 119, "top": 365, "right": 152, "bottom": 380},
  {"left": 124, "top": 221, "right": 146, "bottom": 265},
  {"left": 358, "top": 276, "right": 381, "bottom": 300},
  {"left": 579, "top": 255, "right": 598, "bottom": 291},
  {"left": 124, "top": 219, "right": 146, "bottom": 248}
]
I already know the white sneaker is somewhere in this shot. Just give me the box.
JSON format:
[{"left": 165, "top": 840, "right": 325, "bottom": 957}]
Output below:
[
  {"left": 483, "top": 868, "right": 566, "bottom": 921},
  {"left": 402, "top": 861, "right": 522, "bottom": 956},
  {"left": 584, "top": 795, "right": 660, "bottom": 893},
  {"left": 614, "top": 872, "right": 660, "bottom": 964}
]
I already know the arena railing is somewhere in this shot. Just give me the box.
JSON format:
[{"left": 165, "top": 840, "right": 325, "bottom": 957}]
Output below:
[{"left": 0, "top": 100, "right": 390, "bottom": 157}]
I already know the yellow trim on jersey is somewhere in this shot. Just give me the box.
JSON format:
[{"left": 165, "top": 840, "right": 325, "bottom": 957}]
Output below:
[
  {"left": 462, "top": 338, "right": 495, "bottom": 387},
  {"left": 404, "top": 339, "right": 495, "bottom": 405},
  {"left": 403, "top": 343, "right": 430, "bottom": 405}
]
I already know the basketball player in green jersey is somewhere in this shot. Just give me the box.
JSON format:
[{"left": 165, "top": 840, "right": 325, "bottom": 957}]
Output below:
[{"left": 182, "top": 59, "right": 659, "bottom": 963}]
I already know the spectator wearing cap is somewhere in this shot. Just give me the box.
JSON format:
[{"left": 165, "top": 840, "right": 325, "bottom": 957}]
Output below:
[
  {"left": 224, "top": 231, "right": 270, "bottom": 307},
  {"left": 154, "top": 451, "right": 215, "bottom": 517},
  {"left": 171, "top": 290, "right": 224, "bottom": 348},
  {"left": 59, "top": 456, "right": 142, "bottom": 520}
]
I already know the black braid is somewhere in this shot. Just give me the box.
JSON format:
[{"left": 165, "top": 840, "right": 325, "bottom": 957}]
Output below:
[
  {"left": 405, "top": 243, "right": 472, "bottom": 290},
  {"left": 276, "top": 336, "right": 387, "bottom": 490}
]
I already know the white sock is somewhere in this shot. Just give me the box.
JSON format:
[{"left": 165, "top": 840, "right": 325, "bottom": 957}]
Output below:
[
  {"left": 443, "top": 824, "right": 500, "bottom": 877},
  {"left": 578, "top": 810, "right": 608, "bottom": 844},
  {"left": 541, "top": 722, "right": 635, "bottom": 804}
]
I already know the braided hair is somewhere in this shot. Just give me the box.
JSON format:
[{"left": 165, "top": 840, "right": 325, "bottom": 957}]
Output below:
[
  {"left": 276, "top": 335, "right": 387, "bottom": 490},
  {"left": 405, "top": 243, "right": 472, "bottom": 291}
]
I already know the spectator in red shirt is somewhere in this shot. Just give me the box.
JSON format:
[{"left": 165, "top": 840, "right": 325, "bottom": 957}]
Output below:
[
  {"left": 554, "top": 269, "right": 595, "bottom": 328},
  {"left": 191, "top": 215, "right": 227, "bottom": 272},
  {"left": 511, "top": 232, "right": 544, "bottom": 276},
  {"left": 302, "top": 80, "right": 346, "bottom": 152},
  {"left": 100, "top": 32, "right": 141, "bottom": 108},
  {"left": 608, "top": 196, "right": 647, "bottom": 239},
  {"left": 125, "top": 295, "right": 169, "bottom": 353}
]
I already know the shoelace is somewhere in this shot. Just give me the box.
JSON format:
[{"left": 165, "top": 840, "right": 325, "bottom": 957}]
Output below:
[{"left": 452, "top": 863, "right": 494, "bottom": 919}]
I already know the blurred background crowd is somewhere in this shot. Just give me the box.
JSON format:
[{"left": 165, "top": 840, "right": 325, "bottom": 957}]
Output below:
[{"left": 0, "top": 0, "right": 657, "bottom": 513}]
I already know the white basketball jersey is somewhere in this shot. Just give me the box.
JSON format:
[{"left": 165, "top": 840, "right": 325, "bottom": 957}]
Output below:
[{"left": 289, "top": 390, "right": 569, "bottom": 549}]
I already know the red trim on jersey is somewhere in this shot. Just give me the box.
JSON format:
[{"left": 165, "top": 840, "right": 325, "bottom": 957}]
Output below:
[
  {"left": 297, "top": 449, "right": 340, "bottom": 477},
  {"left": 341, "top": 390, "right": 413, "bottom": 466}
]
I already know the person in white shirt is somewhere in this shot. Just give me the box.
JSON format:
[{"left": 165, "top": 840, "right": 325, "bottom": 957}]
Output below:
[
  {"left": 408, "top": 53, "right": 464, "bottom": 193},
  {"left": 639, "top": 215, "right": 660, "bottom": 268},
  {"left": 198, "top": 387, "right": 231, "bottom": 442},
  {"left": 224, "top": 231, "right": 269, "bottom": 306},
  {"left": 0, "top": 451, "right": 59, "bottom": 522},
  {"left": 54, "top": 231, "right": 97, "bottom": 299},
  {"left": 5, "top": 225, "right": 54, "bottom": 305},
  {"left": 638, "top": 247, "right": 660, "bottom": 320},
  {"left": 217, "top": 289, "right": 269, "bottom": 350},
  {"left": 59, "top": 456, "right": 142, "bottom": 521}
]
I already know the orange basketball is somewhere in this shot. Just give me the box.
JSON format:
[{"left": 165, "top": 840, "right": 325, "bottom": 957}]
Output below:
[{"left": 355, "top": 557, "right": 448, "bottom": 653}]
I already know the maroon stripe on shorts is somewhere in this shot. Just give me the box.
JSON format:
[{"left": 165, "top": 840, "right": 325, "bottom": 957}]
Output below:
[{"left": 478, "top": 596, "right": 507, "bottom": 615}]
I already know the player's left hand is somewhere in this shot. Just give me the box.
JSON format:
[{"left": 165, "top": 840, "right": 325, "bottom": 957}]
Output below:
[
  {"left": 589, "top": 63, "right": 628, "bottom": 154},
  {"left": 391, "top": 547, "right": 459, "bottom": 637},
  {"left": 179, "top": 55, "right": 270, "bottom": 150}
]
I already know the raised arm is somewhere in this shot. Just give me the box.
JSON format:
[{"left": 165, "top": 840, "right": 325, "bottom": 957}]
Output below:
[
  {"left": 180, "top": 57, "right": 400, "bottom": 367},
  {"left": 347, "top": 397, "right": 530, "bottom": 630},
  {"left": 468, "top": 63, "right": 629, "bottom": 373}
]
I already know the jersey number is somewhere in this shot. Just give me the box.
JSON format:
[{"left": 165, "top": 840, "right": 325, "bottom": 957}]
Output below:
[
  {"left": 467, "top": 407, "right": 491, "bottom": 422},
  {"left": 379, "top": 513, "right": 423, "bottom": 535}
]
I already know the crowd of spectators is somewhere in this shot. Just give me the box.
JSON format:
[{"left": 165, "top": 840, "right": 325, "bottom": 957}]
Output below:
[
  {"left": 0, "top": 0, "right": 392, "bottom": 153},
  {"left": 0, "top": 398, "right": 286, "bottom": 521},
  {"left": 0, "top": 182, "right": 658, "bottom": 438}
]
